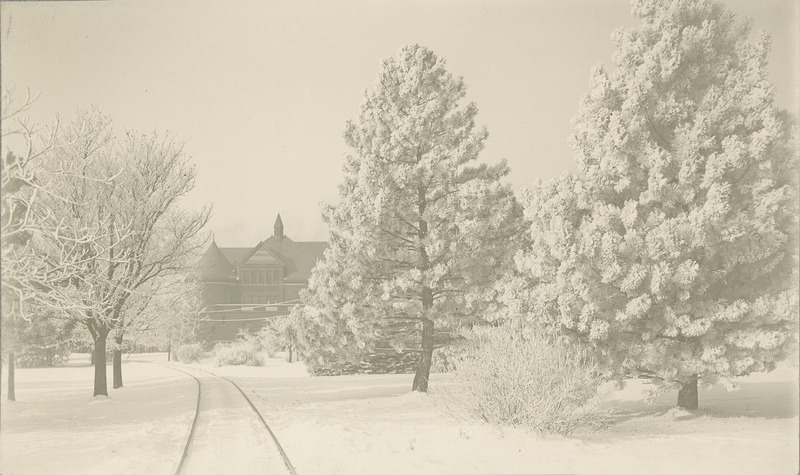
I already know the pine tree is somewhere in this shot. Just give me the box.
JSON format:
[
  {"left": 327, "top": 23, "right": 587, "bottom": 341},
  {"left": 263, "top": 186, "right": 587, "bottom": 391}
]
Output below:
[
  {"left": 297, "top": 44, "right": 523, "bottom": 391},
  {"left": 510, "top": 0, "right": 798, "bottom": 409},
  {"left": 8, "top": 312, "right": 79, "bottom": 368}
]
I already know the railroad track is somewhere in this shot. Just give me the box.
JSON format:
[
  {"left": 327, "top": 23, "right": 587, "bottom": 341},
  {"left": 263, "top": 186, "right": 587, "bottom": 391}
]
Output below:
[{"left": 157, "top": 363, "right": 298, "bottom": 475}]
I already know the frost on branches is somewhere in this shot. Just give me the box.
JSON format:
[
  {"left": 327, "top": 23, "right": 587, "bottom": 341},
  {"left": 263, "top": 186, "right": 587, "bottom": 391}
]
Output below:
[
  {"left": 296, "top": 44, "right": 523, "bottom": 391},
  {"left": 28, "top": 111, "right": 210, "bottom": 397},
  {"left": 509, "top": 0, "right": 798, "bottom": 409}
]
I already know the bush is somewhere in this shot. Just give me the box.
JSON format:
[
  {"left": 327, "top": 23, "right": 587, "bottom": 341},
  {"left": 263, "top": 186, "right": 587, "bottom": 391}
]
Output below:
[
  {"left": 256, "top": 327, "right": 279, "bottom": 358},
  {"left": 175, "top": 343, "right": 203, "bottom": 363},
  {"left": 303, "top": 344, "right": 418, "bottom": 376},
  {"left": 431, "top": 338, "right": 472, "bottom": 373},
  {"left": 17, "top": 345, "right": 72, "bottom": 368},
  {"left": 434, "top": 323, "right": 613, "bottom": 435},
  {"left": 215, "top": 338, "right": 262, "bottom": 366}
]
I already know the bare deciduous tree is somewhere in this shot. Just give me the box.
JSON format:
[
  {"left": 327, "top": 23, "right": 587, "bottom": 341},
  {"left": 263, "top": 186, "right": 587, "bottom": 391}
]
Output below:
[
  {"left": 38, "top": 113, "right": 210, "bottom": 396},
  {"left": 1, "top": 89, "right": 121, "bottom": 401}
]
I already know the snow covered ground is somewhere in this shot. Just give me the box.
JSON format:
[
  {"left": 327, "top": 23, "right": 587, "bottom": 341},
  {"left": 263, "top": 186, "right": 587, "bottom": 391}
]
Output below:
[
  {"left": 167, "top": 364, "right": 291, "bottom": 475},
  {"left": 208, "top": 356, "right": 800, "bottom": 475},
  {"left": 1, "top": 352, "right": 797, "bottom": 474},
  {"left": 0, "top": 355, "right": 196, "bottom": 475}
]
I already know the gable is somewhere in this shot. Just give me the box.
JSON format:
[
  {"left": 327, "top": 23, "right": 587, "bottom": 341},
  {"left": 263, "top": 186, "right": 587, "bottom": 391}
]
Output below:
[
  {"left": 239, "top": 243, "right": 284, "bottom": 267},
  {"left": 262, "top": 237, "right": 327, "bottom": 282}
]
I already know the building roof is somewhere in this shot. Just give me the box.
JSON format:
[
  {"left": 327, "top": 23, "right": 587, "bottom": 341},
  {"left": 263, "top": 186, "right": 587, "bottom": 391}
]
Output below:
[
  {"left": 226, "top": 236, "right": 327, "bottom": 283},
  {"left": 198, "top": 241, "right": 237, "bottom": 281},
  {"left": 219, "top": 247, "right": 252, "bottom": 265},
  {"left": 202, "top": 215, "right": 328, "bottom": 284},
  {"left": 260, "top": 236, "right": 328, "bottom": 283}
]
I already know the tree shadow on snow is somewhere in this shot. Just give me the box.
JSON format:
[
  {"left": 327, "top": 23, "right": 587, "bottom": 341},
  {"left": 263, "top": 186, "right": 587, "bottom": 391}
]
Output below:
[{"left": 605, "top": 379, "right": 798, "bottom": 423}]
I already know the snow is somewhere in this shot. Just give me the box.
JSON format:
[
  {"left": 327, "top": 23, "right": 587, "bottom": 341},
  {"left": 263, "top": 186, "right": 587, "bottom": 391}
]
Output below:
[
  {"left": 1, "top": 353, "right": 797, "bottom": 474},
  {"left": 1, "top": 358, "right": 196, "bottom": 475},
  {"left": 216, "top": 356, "right": 800, "bottom": 475},
  {"left": 173, "top": 367, "right": 290, "bottom": 475}
]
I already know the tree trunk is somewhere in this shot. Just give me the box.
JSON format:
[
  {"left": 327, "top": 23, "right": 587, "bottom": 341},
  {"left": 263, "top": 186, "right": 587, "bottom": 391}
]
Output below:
[
  {"left": 412, "top": 190, "right": 434, "bottom": 393},
  {"left": 677, "top": 374, "right": 698, "bottom": 410},
  {"left": 7, "top": 351, "right": 15, "bottom": 402},
  {"left": 112, "top": 332, "right": 124, "bottom": 389},
  {"left": 93, "top": 329, "right": 110, "bottom": 397},
  {"left": 288, "top": 346, "right": 293, "bottom": 363},
  {"left": 412, "top": 318, "right": 434, "bottom": 392}
]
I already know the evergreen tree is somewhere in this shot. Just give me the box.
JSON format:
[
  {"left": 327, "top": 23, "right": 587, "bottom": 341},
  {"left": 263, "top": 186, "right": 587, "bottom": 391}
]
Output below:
[
  {"left": 510, "top": 0, "right": 798, "bottom": 409},
  {"left": 297, "top": 44, "right": 523, "bottom": 391},
  {"left": 8, "top": 312, "right": 79, "bottom": 368}
]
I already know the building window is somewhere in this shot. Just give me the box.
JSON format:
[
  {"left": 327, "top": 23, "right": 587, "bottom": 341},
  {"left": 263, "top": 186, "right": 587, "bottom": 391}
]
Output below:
[
  {"left": 244, "top": 295, "right": 269, "bottom": 305},
  {"left": 238, "top": 268, "right": 281, "bottom": 286},
  {"left": 241, "top": 269, "right": 263, "bottom": 285}
]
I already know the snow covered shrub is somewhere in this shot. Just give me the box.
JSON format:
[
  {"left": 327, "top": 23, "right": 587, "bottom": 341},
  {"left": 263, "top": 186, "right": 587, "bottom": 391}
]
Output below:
[
  {"left": 435, "top": 323, "right": 612, "bottom": 435},
  {"left": 431, "top": 339, "right": 472, "bottom": 373},
  {"left": 214, "top": 333, "right": 263, "bottom": 366},
  {"left": 215, "top": 342, "right": 262, "bottom": 366},
  {"left": 175, "top": 343, "right": 202, "bottom": 363}
]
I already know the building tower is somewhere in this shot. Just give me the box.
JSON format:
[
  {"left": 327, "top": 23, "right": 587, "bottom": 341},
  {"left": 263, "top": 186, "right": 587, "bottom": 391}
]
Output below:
[{"left": 274, "top": 213, "right": 284, "bottom": 239}]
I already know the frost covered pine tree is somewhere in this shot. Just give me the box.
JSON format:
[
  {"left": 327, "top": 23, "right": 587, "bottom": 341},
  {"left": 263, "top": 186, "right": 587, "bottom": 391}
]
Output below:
[
  {"left": 511, "top": 0, "right": 798, "bottom": 409},
  {"left": 298, "top": 44, "right": 522, "bottom": 392}
]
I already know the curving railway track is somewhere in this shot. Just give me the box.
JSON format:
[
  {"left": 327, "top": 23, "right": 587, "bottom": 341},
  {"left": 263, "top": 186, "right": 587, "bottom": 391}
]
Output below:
[{"left": 158, "top": 363, "right": 297, "bottom": 475}]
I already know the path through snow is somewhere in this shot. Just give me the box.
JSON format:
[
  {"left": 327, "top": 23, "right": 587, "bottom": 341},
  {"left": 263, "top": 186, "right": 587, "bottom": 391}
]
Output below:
[{"left": 173, "top": 365, "right": 290, "bottom": 475}]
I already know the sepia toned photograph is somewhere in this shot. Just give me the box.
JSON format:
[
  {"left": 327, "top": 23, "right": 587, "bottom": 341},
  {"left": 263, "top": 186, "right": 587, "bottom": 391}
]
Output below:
[{"left": 0, "top": 0, "right": 798, "bottom": 474}]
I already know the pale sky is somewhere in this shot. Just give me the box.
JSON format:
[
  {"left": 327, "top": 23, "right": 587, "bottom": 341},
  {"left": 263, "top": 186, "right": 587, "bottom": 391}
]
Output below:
[{"left": 1, "top": 0, "right": 797, "bottom": 245}]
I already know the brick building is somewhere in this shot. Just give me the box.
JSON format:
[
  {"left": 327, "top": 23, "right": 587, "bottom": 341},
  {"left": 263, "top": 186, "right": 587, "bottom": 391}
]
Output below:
[{"left": 198, "top": 214, "right": 327, "bottom": 341}]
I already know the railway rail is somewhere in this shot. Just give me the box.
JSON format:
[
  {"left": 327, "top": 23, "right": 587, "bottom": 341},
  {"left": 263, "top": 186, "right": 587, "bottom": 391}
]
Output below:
[{"left": 157, "top": 363, "right": 298, "bottom": 475}]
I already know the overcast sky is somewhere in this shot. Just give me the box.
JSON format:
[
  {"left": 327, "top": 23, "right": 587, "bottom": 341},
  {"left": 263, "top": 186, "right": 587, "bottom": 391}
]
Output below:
[{"left": 1, "top": 0, "right": 797, "bottom": 245}]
